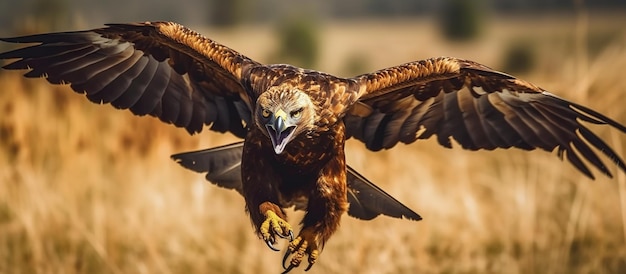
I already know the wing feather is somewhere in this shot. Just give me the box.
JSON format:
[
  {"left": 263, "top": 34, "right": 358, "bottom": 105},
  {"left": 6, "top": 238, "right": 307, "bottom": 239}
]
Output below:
[
  {"left": 381, "top": 100, "right": 414, "bottom": 149},
  {"left": 398, "top": 97, "right": 434, "bottom": 144},
  {"left": 578, "top": 126, "right": 626, "bottom": 172},
  {"left": 416, "top": 95, "right": 446, "bottom": 142},
  {"left": 456, "top": 86, "right": 483, "bottom": 146},
  {"left": 512, "top": 104, "right": 556, "bottom": 150},
  {"left": 47, "top": 43, "right": 133, "bottom": 84},
  {"left": 345, "top": 166, "right": 422, "bottom": 221},
  {"left": 3, "top": 44, "right": 98, "bottom": 70},
  {"left": 474, "top": 94, "right": 512, "bottom": 148},
  {"left": 347, "top": 57, "right": 626, "bottom": 179},
  {"left": 87, "top": 51, "right": 146, "bottom": 102},
  {"left": 110, "top": 56, "right": 159, "bottom": 109},
  {"left": 0, "top": 21, "right": 260, "bottom": 136},
  {"left": 136, "top": 60, "right": 170, "bottom": 115},
  {"left": 442, "top": 89, "right": 475, "bottom": 149}
]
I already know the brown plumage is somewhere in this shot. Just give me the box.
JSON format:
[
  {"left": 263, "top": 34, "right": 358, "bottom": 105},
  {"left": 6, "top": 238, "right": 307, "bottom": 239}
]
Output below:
[{"left": 2, "top": 21, "right": 626, "bottom": 272}]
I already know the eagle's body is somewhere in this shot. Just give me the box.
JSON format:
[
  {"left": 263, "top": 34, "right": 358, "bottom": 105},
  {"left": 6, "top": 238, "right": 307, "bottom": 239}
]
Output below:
[
  {"left": 242, "top": 66, "right": 360, "bottom": 265},
  {"left": 2, "top": 21, "right": 626, "bottom": 272}
]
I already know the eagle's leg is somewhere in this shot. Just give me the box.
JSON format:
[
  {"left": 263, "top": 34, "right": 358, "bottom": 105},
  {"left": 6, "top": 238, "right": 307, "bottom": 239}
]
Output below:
[
  {"left": 241, "top": 140, "right": 295, "bottom": 251},
  {"left": 282, "top": 154, "right": 349, "bottom": 272}
]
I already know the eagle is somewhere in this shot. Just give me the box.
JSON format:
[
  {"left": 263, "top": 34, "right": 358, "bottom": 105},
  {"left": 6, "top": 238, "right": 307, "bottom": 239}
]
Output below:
[{"left": 1, "top": 21, "right": 625, "bottom": 273}]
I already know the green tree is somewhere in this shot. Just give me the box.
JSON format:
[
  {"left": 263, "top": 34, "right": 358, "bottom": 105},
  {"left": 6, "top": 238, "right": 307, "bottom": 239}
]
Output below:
[
  {"left": 501, "top": 40, "right": 537, "bottom": 74},
  {"left": 439, "top": 0, "right": 486, "bottom": 42},
  {"left": 270, "top": 17, "right": 320, "bottom": 69},
  {"left": 30, "top": 0, "right": 72, "bottom": 31},
  {"left": 208, "top": 0, "right": 248, "bottom": 27}
]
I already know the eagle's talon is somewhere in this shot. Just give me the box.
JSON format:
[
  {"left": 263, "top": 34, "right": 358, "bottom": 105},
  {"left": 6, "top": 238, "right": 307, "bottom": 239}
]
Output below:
[
  {"left": 282, "top": 231, "right": 319, "bottom": 272},
  {"left": 259, "top": 210, "right": 292, "bottom": 251}
]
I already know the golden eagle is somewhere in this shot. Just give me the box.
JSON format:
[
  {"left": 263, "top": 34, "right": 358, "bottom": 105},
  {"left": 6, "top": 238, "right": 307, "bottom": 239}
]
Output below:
[{"left": 1, "top": 22, "right": 625, "bottom": 272}]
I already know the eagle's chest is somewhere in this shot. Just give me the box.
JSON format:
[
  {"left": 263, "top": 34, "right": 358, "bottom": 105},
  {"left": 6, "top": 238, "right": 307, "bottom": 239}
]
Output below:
[
  {"left": 272, "top": 131, "right": 337, "bottom": 172},
  {"left": 245, "top": 123, "right": 344, "bottom": 173}
]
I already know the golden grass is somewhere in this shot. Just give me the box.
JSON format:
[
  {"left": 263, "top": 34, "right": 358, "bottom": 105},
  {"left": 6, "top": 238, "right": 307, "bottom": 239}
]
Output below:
[{"left": 1, "top": 15, "right": 626, "bottom": 273}]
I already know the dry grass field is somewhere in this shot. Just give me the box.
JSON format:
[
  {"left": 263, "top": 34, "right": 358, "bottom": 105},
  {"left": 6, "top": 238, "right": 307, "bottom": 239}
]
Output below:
[{"left": 1, "top": 14, "right": 626, "bottom": 274}]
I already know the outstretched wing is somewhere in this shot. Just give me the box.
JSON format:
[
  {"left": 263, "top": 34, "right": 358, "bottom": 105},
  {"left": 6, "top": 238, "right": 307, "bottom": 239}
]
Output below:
[
  {"left": 346, "top": 57, "right": 626, "bottom": 179},
  {"left": 171, "top": 142, "right": 421, "bottom": 221},
  {"left": 0, "top": 21, "right": 259, "bottom": 137}
]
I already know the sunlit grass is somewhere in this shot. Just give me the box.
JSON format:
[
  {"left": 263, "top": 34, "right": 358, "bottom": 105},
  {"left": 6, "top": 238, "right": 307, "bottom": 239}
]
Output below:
[{"left": 1, "top": 15, "right": 626, "bottom": 273}]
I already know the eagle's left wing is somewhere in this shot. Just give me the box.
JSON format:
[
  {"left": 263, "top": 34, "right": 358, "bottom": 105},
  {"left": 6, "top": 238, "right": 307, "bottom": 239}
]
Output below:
[{"left": 346, "top": 57, "right": 626, "bottom": 179}]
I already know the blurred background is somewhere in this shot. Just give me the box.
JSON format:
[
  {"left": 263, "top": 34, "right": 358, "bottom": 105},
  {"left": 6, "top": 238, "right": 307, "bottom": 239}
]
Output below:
[{"left": 1, "top": 0, "right": 626, "bottom": 273}]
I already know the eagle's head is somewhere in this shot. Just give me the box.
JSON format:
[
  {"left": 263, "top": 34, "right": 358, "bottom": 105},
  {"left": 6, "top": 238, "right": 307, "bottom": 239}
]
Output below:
[{"left": 255, "top": 86, "right": 317, "bottom": 154}]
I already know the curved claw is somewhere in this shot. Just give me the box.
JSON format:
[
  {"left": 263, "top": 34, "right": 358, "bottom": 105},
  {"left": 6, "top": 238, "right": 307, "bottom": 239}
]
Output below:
[
  {"left": 277, "top": 228, "right": 293, "bottom": 240},
  {"left": 281, "top": 264, "right": 296, "bottom": 274},
  {"left": 282, "top": 248, "right": 293, "bottom": 269},
  {"left": 304, "top": 262, "right": 314, "bottom": 272},
  {"left": 265, "top": 239, "right": 280, "bottom": 252}
]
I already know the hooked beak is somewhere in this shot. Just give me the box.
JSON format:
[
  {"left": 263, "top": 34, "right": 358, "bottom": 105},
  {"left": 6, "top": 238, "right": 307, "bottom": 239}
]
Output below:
[{"left": 265, "top": 109, "right": 296, "bottom": 154}]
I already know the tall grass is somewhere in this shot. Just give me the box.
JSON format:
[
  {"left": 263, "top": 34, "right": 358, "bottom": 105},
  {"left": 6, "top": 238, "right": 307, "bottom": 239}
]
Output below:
[{"left": 1, "top": 15, "right": 625, "bottom": 273}]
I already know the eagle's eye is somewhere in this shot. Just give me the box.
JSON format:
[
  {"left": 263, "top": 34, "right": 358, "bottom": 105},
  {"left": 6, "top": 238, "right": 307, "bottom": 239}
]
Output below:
[
  {"left": 290, "top": 108, "right": 303, "bottom": 119},
  {"left": 261, "top": 109, "right": 271, "bottom": 118}
]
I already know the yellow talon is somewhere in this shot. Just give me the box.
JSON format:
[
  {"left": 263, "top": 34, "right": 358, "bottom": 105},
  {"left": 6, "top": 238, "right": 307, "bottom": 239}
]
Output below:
[
  {"left": 260, "top": 210, "right": 293, "bottom": 251},
  {"left": 288, "top": 235, "right": 303, "bottom": 250},
  {"left": 282, "top": 229, "right": 320, "bottom": 273}
]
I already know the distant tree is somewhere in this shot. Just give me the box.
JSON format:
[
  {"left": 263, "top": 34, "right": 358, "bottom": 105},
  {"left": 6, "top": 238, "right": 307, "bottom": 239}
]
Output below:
[
  {"left": 209, "top": 0, "right": 248, "bottom": 27},
  {"left": 30, "top": 0, "right": 72, "bottom": 31},
  {"left": 439, "top": 0, "right": 486, "bottom": 42},
  {"left": 502, "top": 40, "right": 537, "bottom": 74},
  {"left": 270, "top": 17, "right": 320, "bottom": 69}
]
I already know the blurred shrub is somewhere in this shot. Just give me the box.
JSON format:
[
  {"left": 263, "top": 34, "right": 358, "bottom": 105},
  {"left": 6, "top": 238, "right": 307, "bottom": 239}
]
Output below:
[
  {"left": 29, "top": 0, "right": 72, "bottom": 32},
  {"left": 501, "top": 40, "right": 537, "bottom": 74},
  {"left": 439, "top": 0, "right": 485, "bottom": 42},
  {"left": 270, "top": 17, "right": 320, "bottom": 69},
  {"left": 208, "top": 0, "right": 248, "bottom": 27}
]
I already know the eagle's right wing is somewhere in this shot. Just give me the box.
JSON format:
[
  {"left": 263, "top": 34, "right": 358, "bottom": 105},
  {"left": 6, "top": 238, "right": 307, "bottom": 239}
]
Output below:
[{"left": 0, "top": 21, "right": 260, "bottom": 137}]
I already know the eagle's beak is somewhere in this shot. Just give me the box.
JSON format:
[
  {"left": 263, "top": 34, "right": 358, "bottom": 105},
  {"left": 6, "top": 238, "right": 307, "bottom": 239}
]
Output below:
[{"left": 265, "top": 109, "right": 296, "bottom": 154}]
